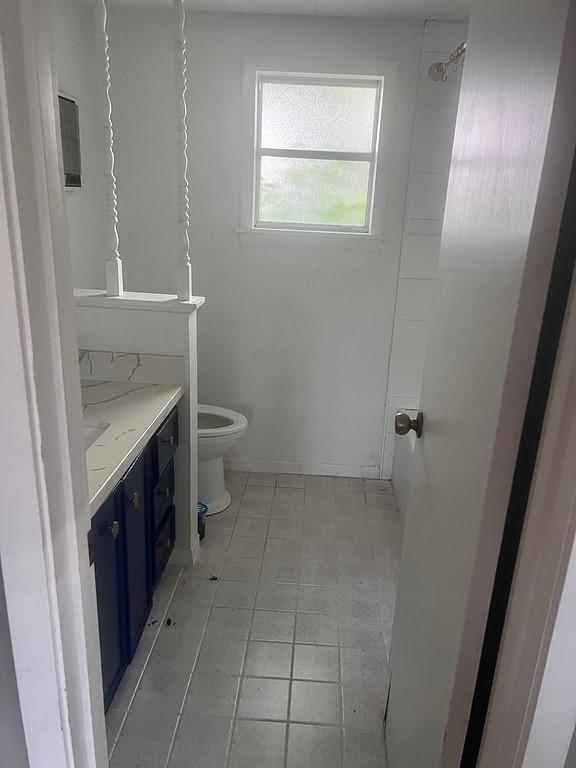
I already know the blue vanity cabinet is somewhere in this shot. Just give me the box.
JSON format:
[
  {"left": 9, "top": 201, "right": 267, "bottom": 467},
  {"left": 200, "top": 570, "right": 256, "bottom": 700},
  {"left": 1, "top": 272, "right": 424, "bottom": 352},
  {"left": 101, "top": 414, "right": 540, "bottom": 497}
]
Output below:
[
  {"left": 92, "top": 406, "right": 179, "bottom": 711},
  {"left": 91, "top": 485, "right": 127, "bottom": 711},
  {"left": 122, "top": 451, "right": 152, "bottom": 660},
  {"left": 151, "top": 408, "right": 178, "bottom": 585}
]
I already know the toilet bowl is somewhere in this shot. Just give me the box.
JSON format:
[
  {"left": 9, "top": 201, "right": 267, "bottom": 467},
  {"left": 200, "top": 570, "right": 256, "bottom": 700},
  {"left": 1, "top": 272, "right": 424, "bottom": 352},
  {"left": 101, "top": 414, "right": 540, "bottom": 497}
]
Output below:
[{"left": 197, "top": 404, "right": 248, "bottom": 515}]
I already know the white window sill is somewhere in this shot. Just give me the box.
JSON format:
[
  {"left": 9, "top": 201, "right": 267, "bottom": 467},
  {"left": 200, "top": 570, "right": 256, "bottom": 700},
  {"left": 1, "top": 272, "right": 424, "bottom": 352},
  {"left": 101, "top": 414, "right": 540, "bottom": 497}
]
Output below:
[{"left": 236, "top": 227, "right": 387, "bottom": 252}]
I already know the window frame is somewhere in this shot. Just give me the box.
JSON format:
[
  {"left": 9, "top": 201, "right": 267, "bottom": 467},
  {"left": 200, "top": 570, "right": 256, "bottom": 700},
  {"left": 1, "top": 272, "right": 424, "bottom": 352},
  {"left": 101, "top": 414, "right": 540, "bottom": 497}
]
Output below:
[
  {"left": 240, "top": 56, "right": 397, "bottom": 242},
  {"left": 254, "top": 73, "right": 384, "bottom": 234}
]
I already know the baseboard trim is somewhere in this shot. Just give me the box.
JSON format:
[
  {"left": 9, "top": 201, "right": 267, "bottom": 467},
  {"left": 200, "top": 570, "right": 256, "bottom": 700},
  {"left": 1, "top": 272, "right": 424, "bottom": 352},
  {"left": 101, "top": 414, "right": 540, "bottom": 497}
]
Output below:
[
  {"left": 172, "top": 547, "right": 195, "bottom": 568},
  {"left": 225, "top": 458, "right": 381, "bottom": 479}
]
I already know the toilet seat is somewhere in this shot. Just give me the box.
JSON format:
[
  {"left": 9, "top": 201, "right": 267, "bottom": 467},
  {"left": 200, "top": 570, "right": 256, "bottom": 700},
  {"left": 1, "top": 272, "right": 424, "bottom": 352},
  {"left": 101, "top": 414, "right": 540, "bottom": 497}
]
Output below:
[{"left": 198, "top": 404, "right": 248, "bottom": 438}]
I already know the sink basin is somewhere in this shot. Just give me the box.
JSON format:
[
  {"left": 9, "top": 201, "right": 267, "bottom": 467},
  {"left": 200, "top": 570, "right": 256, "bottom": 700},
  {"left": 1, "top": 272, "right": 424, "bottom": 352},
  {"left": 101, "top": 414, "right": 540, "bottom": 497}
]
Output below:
[{"left": 83, "top": 422, "right": 110, "bottom": 450}]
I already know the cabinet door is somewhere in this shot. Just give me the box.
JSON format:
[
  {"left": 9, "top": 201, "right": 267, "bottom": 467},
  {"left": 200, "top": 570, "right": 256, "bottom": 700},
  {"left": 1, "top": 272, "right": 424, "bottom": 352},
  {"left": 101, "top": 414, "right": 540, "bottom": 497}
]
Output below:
[
  {"left": 122, "top": 451, "right": 152, "bottom": 659},
  {"left": 91, "top": 487, "right": 126, "bottom": 711}
]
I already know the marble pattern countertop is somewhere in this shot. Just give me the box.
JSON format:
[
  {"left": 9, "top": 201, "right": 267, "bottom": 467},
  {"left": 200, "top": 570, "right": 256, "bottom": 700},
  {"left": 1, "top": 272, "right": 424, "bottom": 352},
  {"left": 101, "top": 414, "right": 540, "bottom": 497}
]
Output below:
[{"left": 82, "top": 380, "right": 184, "bottom": 515}]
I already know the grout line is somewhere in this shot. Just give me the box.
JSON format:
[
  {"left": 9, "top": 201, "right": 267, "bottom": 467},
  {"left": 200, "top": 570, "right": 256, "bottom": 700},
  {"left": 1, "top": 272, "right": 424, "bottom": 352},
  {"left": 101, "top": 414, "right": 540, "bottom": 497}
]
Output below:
[
  {"left": 108, "top": 564, "right": 184, "bottom": 759},
  {"left": 235, "top": 715, "right": 342, "bottom": 728},
  {"left": 284, "top": 577, "right": 298, "bottom": 768}
]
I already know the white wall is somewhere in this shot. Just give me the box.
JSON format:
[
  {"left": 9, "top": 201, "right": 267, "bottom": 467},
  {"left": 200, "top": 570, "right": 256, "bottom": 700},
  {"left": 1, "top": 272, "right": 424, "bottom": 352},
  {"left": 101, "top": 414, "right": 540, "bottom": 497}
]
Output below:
[
  {"left": 386, "top": 20, "right": 465, "bottom": 479},
  {"left": 53, "top": 0, "right": 106, "bottom": 289},
  {"left": 0, "top": 564, "right": 29, "bottom": 768},
  {"left": 108, "top": 7, "right": 180, "bottom": 294},
  {"left": 107, "top": 8, "right": 426, "bottom": 477},
  {"left": 523, "top": 531, "right": 576, "bottom": 768}
]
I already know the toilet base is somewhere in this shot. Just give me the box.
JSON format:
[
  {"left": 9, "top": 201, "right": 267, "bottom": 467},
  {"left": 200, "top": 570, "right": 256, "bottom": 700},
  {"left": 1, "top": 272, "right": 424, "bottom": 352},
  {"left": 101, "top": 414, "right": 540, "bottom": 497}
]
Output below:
[{"left": 198, "top": 455, "right": 232, "bottom": 516}]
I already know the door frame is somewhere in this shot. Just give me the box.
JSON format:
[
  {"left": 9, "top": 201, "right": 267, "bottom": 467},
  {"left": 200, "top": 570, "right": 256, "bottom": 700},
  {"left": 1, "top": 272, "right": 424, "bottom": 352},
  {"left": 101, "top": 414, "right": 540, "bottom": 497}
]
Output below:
[
  {"left": 2, "top": 1, "right": 576, "bottom": 768},
  {"left": 475, "top": 155, "right": 576, "bottom": 765},
  {"left": 0, "top": 0, "right": 106, "bottom": 766}
]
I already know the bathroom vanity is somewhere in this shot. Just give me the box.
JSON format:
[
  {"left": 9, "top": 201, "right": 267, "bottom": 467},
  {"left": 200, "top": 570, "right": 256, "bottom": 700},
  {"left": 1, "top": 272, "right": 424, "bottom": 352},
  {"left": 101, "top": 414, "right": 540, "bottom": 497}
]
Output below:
[{"left": 83, "top": 381, "right": 183, "bottom": 709}]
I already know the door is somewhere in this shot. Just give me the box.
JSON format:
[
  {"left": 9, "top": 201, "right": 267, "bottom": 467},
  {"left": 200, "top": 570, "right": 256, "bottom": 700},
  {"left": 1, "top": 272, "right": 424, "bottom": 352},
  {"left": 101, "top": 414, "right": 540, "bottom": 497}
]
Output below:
[
  {"left": 385, "top": 0, "right": 576, "bottom": 766},
  {"left": 91, "top": 486, "right": 126, "bottom": 711},
  {"left": 122, "top": 452, "right": 152, "bottom": 659}
]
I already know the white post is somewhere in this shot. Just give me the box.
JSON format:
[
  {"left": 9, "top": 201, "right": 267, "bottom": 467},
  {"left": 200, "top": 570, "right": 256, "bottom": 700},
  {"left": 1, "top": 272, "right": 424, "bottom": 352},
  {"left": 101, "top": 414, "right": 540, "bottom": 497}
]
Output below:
[
  {"left": 94, "top": 0, "right": 123, "bottom": 296},
  {"left": 174, "top": 0, "right": 192, "bottom": 301}
]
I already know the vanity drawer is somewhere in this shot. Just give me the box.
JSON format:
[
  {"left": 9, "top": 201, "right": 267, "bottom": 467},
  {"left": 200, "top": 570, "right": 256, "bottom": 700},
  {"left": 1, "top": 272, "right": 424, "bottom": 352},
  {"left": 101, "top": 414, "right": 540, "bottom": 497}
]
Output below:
[
  {"left": 152, "top": 459, "right": 174, "bottom": 531},
  {"left": 153, "top": 408, "right": 178, "bottom": 477},
  {"left": 154, "top": 506, "right": 175, "bottom": 586}
]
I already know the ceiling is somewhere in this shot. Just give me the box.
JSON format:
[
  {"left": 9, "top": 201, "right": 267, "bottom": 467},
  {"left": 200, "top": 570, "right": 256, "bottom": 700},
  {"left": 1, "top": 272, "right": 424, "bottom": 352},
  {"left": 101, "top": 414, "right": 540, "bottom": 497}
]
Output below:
[{"left": 107, "top": 0, "right": 471, "bottom": 21}]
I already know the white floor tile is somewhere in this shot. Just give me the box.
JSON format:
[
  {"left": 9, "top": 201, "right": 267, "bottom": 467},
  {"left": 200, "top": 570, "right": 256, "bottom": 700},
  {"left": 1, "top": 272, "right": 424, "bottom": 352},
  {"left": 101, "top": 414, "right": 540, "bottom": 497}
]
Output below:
[
  {"left": 256, "top": 583, "right": 298, "bottom": 611},
  {"left": 343, "top": 726, "right": 387, "bottom": 768},
  {"left": 293, "top": 645, "right": 339, "bottom": 682},
  {"left": 183, "top": 674, "right": 240, "bottom": 719},
  {"left": 233, "top": 518, "right": 269, "bottom": 538},
  {"left": 251, "top": 610, "right": 295, "bottom": 642},
  {"left": 277, "top": 474, "right": 305, "bottom": 488},
  {"left": 238, "top": 500, "right": 272, "bottom": 518},
  {"left": 247, "top": 472, "right": 277, "bottom": 487},
  {"left": 275, "top": 487, "right": 305, "bottom": 504},
  {"left": 112, "top": 707, "right": 175, "bottom": 766},
  {"left": 228, "top": 536, "right": 266, "bottom": 558},
  {"left": 260, "top": 557, "right": 300, "bottom": 584},
  {"left": 195, "top": 638, "right": 247, "bottom": 676},
  {"left": 244, "top": 641, "right": 293, "bottom": 678},
  {"left": 213, "top": 581, "right": 258, "bottom": 610},
  {"left": 243, "top": 485, "right": 275, "bottom": 502},
  {"left": 297, "top": 585, "right": 338, "bottom": 615},
  {"left": 168, "top": 716, "right": 233, "bottom": 768},
  {"left": 342, "top": 682, "right": 387, "bottom": 730},
  {"left": 204, "top": 608, "right": 252, "bottom": 641},
  {"left": 287, "top": 723, "right": 342, "bottom": 768},
  {"left": 222, "top": 555, "right": 262, "bottom": 582},
  {"left": 290, "top": 680, "right": 340, "bottom": 724},
  {"left": 296, "top": 613, "right": 339, "bottom": 646},
  {"left": 228, "top": 721, "right": 286, "bottom": 768},
  {"left": 237, "top": 677, "right": 290, "bottom": 720}
]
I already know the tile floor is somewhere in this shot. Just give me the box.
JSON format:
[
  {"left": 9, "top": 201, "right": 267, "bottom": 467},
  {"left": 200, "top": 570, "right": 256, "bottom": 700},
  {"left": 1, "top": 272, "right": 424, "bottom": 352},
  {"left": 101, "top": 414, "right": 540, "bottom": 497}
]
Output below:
[{"left": 106, "top": 472, "right": 401, "bottom": 768}]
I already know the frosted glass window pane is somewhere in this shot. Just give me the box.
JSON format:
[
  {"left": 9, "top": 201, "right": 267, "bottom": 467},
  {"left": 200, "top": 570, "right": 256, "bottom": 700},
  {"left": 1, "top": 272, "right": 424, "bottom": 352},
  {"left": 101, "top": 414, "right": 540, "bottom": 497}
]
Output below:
[
  {"left": 260, "top": 81, "right": 378, "bottom": 152},
  {"left": 258, "top": 156, "right": 370, "bottom": 227}
]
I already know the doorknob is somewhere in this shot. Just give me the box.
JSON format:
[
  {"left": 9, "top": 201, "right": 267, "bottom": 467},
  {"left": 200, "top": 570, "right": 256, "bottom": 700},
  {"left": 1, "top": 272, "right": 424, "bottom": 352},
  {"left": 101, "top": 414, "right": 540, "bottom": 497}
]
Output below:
[{"left": 395, "top": 411, "right": 424, "bottom": 438}]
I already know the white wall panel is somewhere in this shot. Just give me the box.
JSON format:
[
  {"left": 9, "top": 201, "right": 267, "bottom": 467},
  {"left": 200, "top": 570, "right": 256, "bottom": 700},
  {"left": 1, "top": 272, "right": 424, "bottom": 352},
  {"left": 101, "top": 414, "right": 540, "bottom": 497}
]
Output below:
[{"left": 400, "top": 234, "right": 441, "bottom": 278}]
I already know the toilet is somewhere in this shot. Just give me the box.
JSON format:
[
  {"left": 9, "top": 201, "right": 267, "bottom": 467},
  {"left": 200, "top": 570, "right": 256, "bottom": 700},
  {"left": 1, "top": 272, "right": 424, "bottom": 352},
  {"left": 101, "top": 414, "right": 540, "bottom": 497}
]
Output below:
[{"left": 197, "top": 404, "right": 248, "bottom": 515}]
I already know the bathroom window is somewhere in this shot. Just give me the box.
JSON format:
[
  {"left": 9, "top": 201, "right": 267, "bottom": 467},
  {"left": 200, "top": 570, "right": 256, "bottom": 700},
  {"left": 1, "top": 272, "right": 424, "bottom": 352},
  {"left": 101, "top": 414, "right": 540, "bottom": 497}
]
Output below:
[{"left": 245, "top": 67, "right": 386, "bottom": 235}]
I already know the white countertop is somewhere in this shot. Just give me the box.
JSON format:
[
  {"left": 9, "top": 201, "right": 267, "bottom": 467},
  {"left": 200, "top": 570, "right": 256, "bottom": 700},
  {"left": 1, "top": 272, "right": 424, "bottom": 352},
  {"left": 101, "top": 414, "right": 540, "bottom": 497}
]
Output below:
[{"left": 82, "top": 380, "right": 184, "bottom": 514}]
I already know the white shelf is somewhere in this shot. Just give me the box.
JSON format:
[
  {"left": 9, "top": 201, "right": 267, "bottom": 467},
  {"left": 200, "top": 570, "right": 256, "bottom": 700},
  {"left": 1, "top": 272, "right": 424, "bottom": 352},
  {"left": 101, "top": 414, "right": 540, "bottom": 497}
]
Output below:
[{"left": 74, "top": 289, "right": 206, "bottom": 314}]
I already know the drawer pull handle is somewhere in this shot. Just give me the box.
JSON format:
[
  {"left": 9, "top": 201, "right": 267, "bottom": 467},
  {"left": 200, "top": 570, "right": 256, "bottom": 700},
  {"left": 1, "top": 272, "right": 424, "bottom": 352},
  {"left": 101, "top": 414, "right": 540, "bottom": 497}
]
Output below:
[
  {"left": 108, "top": 521, "right": 120, "bottom": 539},
  {"left": 161, "top": 436, "right": 175, "bottom": 447},
  {"left": 129, "top": 491, "right": 140, "bottom": 508}
]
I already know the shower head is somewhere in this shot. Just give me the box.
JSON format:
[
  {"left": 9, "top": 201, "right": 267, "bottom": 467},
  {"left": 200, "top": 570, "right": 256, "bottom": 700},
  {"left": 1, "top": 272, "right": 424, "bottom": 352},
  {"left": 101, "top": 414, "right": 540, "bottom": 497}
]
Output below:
[
  {"left": 428, "top": 42, "right": 467, "bottom": 82},
  {"left": 428, "top": 61, "right": 449, "bottom": 82}
]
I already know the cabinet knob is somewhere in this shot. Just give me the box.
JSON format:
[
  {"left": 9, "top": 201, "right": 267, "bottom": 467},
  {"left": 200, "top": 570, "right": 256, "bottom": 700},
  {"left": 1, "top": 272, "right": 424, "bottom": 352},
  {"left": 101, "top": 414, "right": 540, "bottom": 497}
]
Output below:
[
  {"left": 161, "top": 436, "right": 175, "bottom": 447},
  {"left": 108, "top": 520, "right": 120, "bottom": 539},
  {"left": 129, "top": 491, "right": 140, "bottom": 508}
]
